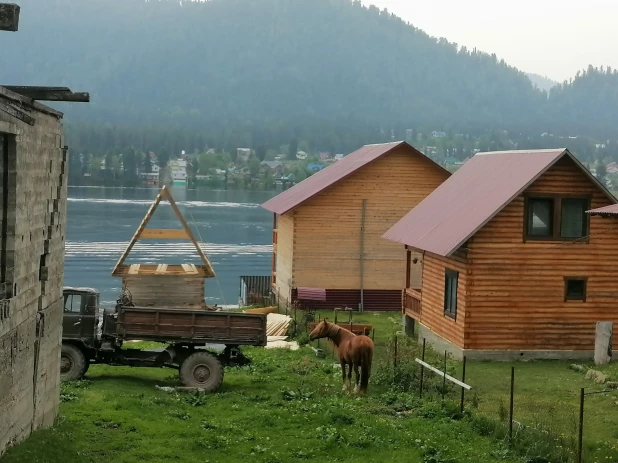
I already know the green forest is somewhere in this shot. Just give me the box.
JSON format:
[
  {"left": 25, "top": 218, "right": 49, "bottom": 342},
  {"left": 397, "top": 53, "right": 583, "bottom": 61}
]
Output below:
[{"left": 3, "top": 0, "right": 618, "bottom": 177}]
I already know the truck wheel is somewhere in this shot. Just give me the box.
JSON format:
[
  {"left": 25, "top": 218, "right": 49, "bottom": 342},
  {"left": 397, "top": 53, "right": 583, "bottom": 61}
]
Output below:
[
  {"left": 60, "top": 344, "right": 89, "bottom": 381},
  {"left": 179, "top": 351, "right": 224, "bottom": 392}
]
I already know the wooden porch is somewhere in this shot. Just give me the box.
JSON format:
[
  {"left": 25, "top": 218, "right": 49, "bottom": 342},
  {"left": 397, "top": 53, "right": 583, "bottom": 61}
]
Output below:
[{"left": 403, "top": 287, "right": 422, "bottom": 321}]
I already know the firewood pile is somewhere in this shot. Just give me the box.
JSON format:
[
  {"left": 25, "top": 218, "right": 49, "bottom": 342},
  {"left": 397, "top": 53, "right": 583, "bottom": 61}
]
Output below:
[{"left": 266, "top": 313, "right": 292, "bottom": 336}]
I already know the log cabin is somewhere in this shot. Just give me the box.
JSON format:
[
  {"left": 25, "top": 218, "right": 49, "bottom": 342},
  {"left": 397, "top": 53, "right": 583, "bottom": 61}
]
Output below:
[
  {"left": 111, "top": 186, "right": 216, "bottom": 309},
  {"left": 383, "top": 148, "right": 618, "bottom": 360},
  {"left": 261, "top": 141, "right": 450, "bottom": 311}
]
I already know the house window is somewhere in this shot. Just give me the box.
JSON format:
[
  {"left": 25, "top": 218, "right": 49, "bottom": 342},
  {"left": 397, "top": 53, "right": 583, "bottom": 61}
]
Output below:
[
  {"left": 444, "top": 269, "right": 458, "bottom": 319},
  {"left": 564, "top": 277, "right": 587, "bottom": 302},
  {"left": 525, "top": 197, "right": 589, "bottom": 241}
]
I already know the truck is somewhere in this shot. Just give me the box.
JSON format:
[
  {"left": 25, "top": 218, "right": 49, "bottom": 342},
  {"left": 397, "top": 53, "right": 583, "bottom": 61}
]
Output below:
[{"left": 60, "top": 286, "right": 267, "bottom": 392}]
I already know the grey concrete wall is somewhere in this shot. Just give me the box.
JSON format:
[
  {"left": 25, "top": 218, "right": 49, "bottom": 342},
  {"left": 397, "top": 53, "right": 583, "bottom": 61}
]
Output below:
[{"left": 0, "top": 107, "right": 66, "bottom": 455}]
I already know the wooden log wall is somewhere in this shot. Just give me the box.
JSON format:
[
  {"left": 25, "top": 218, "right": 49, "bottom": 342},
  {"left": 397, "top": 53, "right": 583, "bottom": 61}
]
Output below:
[
  {"left": 274, "top": 213, "right": 294, "bottom": 307},
  {"left": 291, "top": 148, "right": 449, "bottom": 292},
  {"left": 419, "top": 251, "right": 468, "bottom": 347},
  {"left": 465, "top": 156, "right": 618, "bottom": 351},
  {"left": 123, "top": 275, "right": 206, "bottom": 308}
]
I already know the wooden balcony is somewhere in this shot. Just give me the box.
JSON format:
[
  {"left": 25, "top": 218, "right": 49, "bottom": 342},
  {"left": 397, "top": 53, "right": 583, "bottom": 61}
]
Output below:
[{"left": 403, "top": 288, "right": 422, "bottom": 321}]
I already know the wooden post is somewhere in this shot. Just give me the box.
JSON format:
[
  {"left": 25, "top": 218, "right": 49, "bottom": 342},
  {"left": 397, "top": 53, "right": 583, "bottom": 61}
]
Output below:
[
  {"left": 359, "top": 199, "right": 367, "bottom": 312},
  {"left": 594, "top": 322, "right": 613, "bottom": 365}
]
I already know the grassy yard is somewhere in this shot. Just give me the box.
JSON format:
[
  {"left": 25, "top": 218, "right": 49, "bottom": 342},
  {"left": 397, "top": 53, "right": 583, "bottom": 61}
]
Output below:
[{"left": 3, "top": 310, "right": 618, "bottom": 463}]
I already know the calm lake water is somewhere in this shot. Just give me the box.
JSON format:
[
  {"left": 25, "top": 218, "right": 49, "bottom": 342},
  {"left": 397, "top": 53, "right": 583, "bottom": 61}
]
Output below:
[{"left": 64, "top": 186, "right": 276, "bottom": 308}]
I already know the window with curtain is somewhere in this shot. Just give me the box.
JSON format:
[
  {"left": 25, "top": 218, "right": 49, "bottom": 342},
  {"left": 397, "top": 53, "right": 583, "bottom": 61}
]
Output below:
[
  {"left": 561, "top": 198, "right": 588, "bottom": 238},
  {"left": 444, "top": 269, "right": 458, "bottom": 319}
]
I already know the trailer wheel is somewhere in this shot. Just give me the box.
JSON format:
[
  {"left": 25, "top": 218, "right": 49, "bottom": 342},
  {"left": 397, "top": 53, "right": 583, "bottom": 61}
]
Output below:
[
  {"left": 60, "top": 344, "right": 89, "bottom": 381},
  {"left": 179, "top": 351, "right": 224, "bottom": 392}
]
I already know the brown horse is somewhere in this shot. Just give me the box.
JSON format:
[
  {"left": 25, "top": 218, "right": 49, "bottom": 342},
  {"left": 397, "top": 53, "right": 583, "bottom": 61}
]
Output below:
[{"left": 309, "top": 319, "right": 374, "bottom": 394}]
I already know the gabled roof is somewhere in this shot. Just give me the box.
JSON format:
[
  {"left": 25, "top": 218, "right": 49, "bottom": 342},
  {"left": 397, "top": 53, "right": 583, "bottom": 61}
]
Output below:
[
  {"left": 261, "top": 141, "right": 448, "bottom": 215},
  {"left": 383, "top": 149, "right": 616, "bottom": 257}
]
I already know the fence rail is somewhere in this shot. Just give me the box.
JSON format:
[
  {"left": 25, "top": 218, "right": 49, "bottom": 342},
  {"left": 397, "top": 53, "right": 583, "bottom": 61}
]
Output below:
[{"left": 403, "top": 288, "right": 421, "bottom": 320}]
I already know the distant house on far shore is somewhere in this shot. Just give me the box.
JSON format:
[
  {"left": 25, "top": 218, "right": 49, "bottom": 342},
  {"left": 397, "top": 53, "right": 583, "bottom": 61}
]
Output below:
[
  {"left": 334, "top": 153, "right": 344, "bottom": 161},
  {"left": 296, "top": 151, "right": 308, "bottom": 160},
  {"left": 261, "top": 160, "right": 283, "bottom": 174},
  {"left": 237, "top": 148, "right": 251, "bottom": 162}
]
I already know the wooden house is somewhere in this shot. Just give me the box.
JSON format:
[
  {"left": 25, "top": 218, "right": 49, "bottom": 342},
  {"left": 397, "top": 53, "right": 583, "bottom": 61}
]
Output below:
[
  {"left": 261, "top": 141, "right": 450, "bottom": 311},
  {"left": 384, "top": 148, "right": 618, "bottom": 360},
  {"left": 111, "top": 186, "right": 215, "bottom": 309}
]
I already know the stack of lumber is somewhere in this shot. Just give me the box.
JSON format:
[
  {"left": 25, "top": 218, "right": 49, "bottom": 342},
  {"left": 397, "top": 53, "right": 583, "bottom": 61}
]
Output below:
[
  {"left": 244, "top": 306, "right": 278, "bottom": 315},
  {"left": 266, "top": 313, "right": 292, "bottom": 336}
]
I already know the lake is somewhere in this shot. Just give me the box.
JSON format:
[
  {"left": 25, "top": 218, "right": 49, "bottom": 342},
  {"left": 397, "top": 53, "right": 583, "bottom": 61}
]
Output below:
[{"left": 65, "top": 186, "right": 276, "bottom": 308}]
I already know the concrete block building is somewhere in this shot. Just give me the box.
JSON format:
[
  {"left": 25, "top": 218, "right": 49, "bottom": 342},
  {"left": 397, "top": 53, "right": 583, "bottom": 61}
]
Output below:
[{"left": 0, "top": 81, "right": 88, "bottom": 453}]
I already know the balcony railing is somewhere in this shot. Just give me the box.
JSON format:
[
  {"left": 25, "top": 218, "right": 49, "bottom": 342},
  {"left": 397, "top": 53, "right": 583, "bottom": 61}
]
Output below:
[{"left": 403, "top": 288, "right": 422, "bottom": 321}]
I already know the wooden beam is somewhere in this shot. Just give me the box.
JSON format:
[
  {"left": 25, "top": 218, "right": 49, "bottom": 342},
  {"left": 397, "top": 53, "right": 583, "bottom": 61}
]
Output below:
[
  {"left": 2, "top": 86, "right": 90, "bottom": 102},
  {"left": 140, "top": 229, "right": 190, "bottom": 239},
  {"left": 0, "top": 4, "right": 20, "bottom": 32},
  {"left": 0, "top": 100, "right": 34, "bottom": 125}
]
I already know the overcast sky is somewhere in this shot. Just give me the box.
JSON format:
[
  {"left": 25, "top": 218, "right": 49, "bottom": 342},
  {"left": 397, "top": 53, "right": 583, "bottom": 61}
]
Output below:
[{"left": 364, "top": 0, "right": 617, "bottom": 81}]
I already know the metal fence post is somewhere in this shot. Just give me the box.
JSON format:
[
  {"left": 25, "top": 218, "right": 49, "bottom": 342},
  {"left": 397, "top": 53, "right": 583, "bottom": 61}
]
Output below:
[
  {"left": 442, "top": 350, "right": 447, "bottom": 400},
  {"left": 509, "top": 367, "right": 515, "bottom": 445},
  {"left": 460, "top": 356, "right": 467, "bottom": 413},
  {"left": 577, "top": 387, "right": 584, "bottom": 463},
  {"left": 419, "top": 338, "right": 426, "bottom": 398}
]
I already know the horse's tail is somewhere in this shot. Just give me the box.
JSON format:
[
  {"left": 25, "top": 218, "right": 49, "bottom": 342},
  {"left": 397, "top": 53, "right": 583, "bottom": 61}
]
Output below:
[{"left": 360, "top": 342, "right": 373, "bottom": 393}]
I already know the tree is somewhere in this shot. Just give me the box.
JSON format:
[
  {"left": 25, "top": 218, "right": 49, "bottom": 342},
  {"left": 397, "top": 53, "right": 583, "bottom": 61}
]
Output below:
[
  {"left": 596, "top": 161, "right": 608, "bottom": 184},
  {"left": 249, "top": 156, "right": 261, "bottom": 177},
  {"left": 157, "top": 150, "right": 170, "bottom": 169},
  {"left": 142, "top": 152, "right": 153, "bottom": 173},
  {"left": 256, "top": 145, "right": 267, "bottom": 161},
  {"left": 288, "top": 139, "right": 299, "bottom": 160}
]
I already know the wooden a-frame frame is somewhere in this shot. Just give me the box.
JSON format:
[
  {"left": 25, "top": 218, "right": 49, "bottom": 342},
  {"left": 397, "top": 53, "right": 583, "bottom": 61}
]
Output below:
[{"left": 111, "top": 186, "right": 216, "bottom": 278}]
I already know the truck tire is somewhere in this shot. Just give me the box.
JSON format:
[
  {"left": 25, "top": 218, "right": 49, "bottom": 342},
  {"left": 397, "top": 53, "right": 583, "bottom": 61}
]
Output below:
[
  {"left": 179, "top": 351, "right": 224, "bottom": 392},
  {"left": 60, "top": 344, "right": 89, "bottom": 381}
]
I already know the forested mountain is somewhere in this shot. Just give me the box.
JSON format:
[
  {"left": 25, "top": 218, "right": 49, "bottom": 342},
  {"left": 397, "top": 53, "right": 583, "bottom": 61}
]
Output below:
[
  {"left": 526, "top": 73, "right": 558, "bottom": 92},
  {"left": 1, "top": 0, "right": 617, "bottom": 153}
]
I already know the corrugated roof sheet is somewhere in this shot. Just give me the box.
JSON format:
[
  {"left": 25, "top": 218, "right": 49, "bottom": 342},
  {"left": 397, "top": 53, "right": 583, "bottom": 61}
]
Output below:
[
  {"left": 262, "top": 141, "right": 440, "bottom": 215},
  {"left": 587, "top": 204, "right": 618, "bottom": 216},
  {"left": 383, "top": 148, "right": 615, "bottom": 257}
]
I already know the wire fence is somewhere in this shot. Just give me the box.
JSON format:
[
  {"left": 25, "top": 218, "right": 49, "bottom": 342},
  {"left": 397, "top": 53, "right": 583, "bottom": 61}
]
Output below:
[{"left": 374, "top": 334, "right": 618, "bottom": 463}]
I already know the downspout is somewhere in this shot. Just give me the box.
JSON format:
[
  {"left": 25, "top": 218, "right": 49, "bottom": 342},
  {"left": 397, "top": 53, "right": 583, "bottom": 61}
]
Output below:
[{"left": 360, "top": 199, "right": 367, "bottom": 312}]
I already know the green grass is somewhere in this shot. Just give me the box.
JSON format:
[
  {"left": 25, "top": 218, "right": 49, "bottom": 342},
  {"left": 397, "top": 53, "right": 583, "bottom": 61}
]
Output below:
[
  {"left": 3, "top": 312, "right": 520, "bottom": 463},
  {"left": 4, "top": 310, "right": 618, "bottom": 462}
]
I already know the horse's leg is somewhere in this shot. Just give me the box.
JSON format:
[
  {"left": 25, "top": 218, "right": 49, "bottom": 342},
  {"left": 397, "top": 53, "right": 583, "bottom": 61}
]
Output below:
[
  {"left": 353, "top": 364, "right": 360, "bottom": 393},
  {"left": 340, "top": 359, "right": 348, "bottom": 391},
  {"left": 347, "top": 362, "right": 353, "bottom": 391}
]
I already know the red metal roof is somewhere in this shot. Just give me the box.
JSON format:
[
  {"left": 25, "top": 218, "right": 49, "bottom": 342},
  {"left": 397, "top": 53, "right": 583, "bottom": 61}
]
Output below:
[
  {"left": 587, "top": 204, "right": 618, "bottom": 216},
  {"left": 383, "top": 148, "right": 616, "bottom": 257},
  {"left": 262, "top": 141, "right": 443, "bottom": 215}
]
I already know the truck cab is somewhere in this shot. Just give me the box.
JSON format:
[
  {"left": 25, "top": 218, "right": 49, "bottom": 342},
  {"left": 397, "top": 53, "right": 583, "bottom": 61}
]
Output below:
[{"left": 62, "top": 286, "right": 99, "bottom": 347}]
